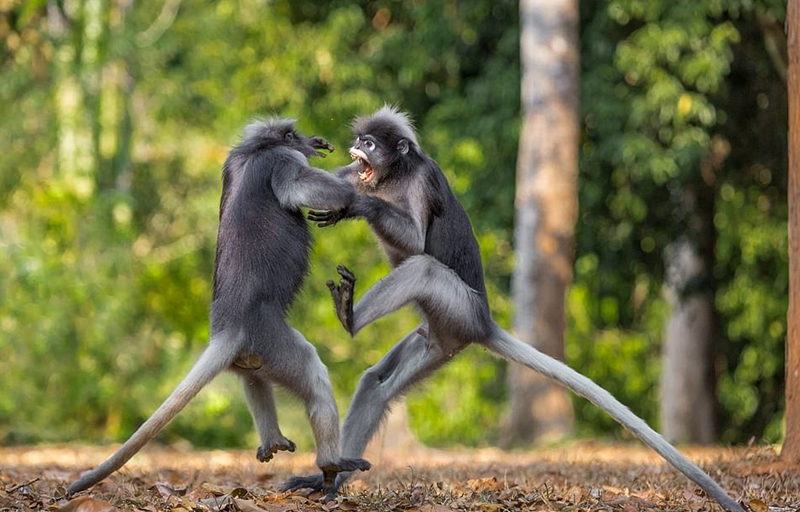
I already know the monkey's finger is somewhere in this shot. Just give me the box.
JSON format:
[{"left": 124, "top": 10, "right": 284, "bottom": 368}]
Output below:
[
  {"left": 326, "top": 280, "right": 339, "bottom": 298},
  {"left": 308, "top": 213, "right": 333, "bottom": 223},
  {"left": 337, "top": 265, "right": 356, "bottom": 282},
  {"left": 309, "top": 136, "right": 335, "bottom": 152},
  {"left": 308, "top": 210, "right": 333, "bottom": 221}
]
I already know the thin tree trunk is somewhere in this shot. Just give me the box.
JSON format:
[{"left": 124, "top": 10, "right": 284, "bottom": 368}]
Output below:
[
  {"left": 503, "top": 0, "right": 578, "bottom": 445},
  {"left": 661, "top": 156, "right": 719, "bottom": 444},
  {"left": 661, "top": 241, "right": 716, "bottom": 443},
  {"left": 782, "top": 0, "right": 800, "bottom": 465},
  {"left": 365, "top": 400, "right": 421, "bottom": 459}
]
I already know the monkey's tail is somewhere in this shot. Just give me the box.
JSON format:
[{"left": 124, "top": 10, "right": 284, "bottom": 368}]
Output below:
[
  {"left": 484, "top": 324, "right": 744, "bottom": 512},
  {"left": 67, "top": 340, "right": 237, "bottom": 495}
]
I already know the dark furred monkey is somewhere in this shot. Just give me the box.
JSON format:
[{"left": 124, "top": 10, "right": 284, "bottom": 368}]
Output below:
[
  {"left": 68, "top": 120, "right": 369, "bottom": 498},
  {"left": 283, "top": 106, "right": 744, "bottom": 512}
]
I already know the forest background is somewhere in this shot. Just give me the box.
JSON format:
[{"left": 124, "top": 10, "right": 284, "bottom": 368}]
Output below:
[{"left": 0, "top": 0, "right": 790, "bottom": 452}]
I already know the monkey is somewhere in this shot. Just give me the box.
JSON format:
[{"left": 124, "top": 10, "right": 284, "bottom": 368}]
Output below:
[
  {"left": 281, "top": 106, "right": 744, "bottom": 512},
  {"left": 67, "top": 119, "right": 370, "bottom": 499}
]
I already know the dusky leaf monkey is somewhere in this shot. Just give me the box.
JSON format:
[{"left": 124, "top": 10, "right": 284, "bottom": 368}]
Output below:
[
  {"left": 282, "top": 106, "right": 744, "bottom": 512},
  {"left": 68, "top": 120, "right": 370, "bottom": 498}
]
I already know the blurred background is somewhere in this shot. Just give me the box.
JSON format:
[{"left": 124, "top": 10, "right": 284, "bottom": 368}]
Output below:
[{"left": 0, "top": 0, "right": 790, "bottom": 452}]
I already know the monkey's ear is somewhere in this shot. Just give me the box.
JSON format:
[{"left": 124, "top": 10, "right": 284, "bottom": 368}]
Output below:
[{"left": 397, "top": 139, "right": 409, "bottom": 155}]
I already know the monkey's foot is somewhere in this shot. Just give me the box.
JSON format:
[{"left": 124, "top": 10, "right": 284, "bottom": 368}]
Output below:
[
  {"left": 256, "top": 437, "right": 296, "bottom": 462},
  {"left": 319, "top": 458, "right": 370, "bottom": 502},
  {"left": 280, "top": 473, "right": 325, "bottom": 493},
  {"left": 326, "top": 265, "right": 356, "bottom": 335}
]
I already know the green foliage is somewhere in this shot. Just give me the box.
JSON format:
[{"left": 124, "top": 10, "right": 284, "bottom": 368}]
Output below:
[
  {"left": 576, "top": 0, "right": 788, "bottom": 442},
  {"left": 0, "top": 0, "right": 789, "bottom": 450}
]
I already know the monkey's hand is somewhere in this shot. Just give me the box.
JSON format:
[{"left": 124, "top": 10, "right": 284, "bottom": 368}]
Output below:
[
  {"left": 327, "top": 265, "right": 355, "bottom": 336},
  {"left": 309, "top": 136, "right": 335, "bottom": 158},
  {"left": 308, "top": 208, "right": 346, "bottom": 228}
]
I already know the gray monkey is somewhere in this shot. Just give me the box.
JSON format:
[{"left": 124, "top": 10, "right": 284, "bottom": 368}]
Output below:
[
  {"left": 282, "top": 106, "right": 744, "bottom": 512},
  {"left": 67, "top": 119, "right": 370, "bottom": 498}
]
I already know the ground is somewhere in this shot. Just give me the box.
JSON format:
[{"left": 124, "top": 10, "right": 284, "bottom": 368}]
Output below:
[{"left": 0, "top": 444, "right": 796, "bottom": 511}]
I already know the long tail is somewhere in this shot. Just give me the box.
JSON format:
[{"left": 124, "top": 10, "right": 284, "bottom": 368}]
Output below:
[
  {"left": 67, "top": 340, "right": 236, "bottom": 495},
  {"left": 484, "top": 324, "right": 744, "bottom": 512}
]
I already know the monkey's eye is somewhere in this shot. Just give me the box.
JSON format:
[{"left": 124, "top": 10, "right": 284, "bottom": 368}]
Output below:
[
  {"left": 364, "top": 140, "right": 375, "bottom": 151},
  {"left": 285, "top": 131, "right": 295, "bottom": 141}
]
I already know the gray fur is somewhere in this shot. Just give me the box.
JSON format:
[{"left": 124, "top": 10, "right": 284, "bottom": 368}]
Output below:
[
  {"left": 284, "top": 109, "right": 744, "bottom": 512},
  {"left": 484, "top": 327, "right": 743, "bottom": 512},
  {"left": 69, "top": 119, "right": 368, "bottom": 496},
  {"left": 352, "top": 105, "right": 418, "bottom": 146},
  {"left": 68, "top": 337, "right": 238, "bottom": 494}
]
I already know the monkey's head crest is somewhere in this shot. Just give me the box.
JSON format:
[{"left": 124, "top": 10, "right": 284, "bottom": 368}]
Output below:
[
  {"left": 349, "top": 105, "right": 419, "bottom": 187},
  {"left": 240, "top": 118, "right": 334, "bottom": 159}
]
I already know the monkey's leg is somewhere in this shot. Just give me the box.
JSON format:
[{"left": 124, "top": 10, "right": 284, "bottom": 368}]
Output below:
[
  {"left": 238, "top": 371, "right": 296, "bottom": 462},
  {"left": 344, "top": 255, "right": 489, "bottom": 337},
  {"left": 267, "top": 328, "right": 369, "bottom": 500},
  {"left": 68, "top": 337, "right": 238, "bottom": 495},
  {"left": 281, "top": 328, "right": 450, "bottom": 494},
  {"left": 484, "top": 327, "right": 744, "bottom": 512}
]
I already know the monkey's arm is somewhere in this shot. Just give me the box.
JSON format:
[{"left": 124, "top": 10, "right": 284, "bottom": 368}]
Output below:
[
  {"left": 271, "top": 159, "right": 355, "bottom": 211},
  {"left": 334, "top": 162, "right": 361, "bottom": 183},
  {"left": 333, "top": 195, "right": 425, "bottom": 254}
]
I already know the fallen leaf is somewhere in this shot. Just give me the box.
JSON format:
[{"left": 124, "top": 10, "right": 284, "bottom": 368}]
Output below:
[
  {"left": 152, "top": 482, "right": 186, "bottom": 498},
  {"left": 186, "top": 487, "right": 218, "bottom": 501},
  {"left": 338, "top": 500, "right": 357, "bottom": 511},
  {"left": 229, "top": 488, "right": 251, "bottom": 499},
  {"left": 58, "top": 497, "right": 118, "bottom": 512},
  {"left": 234, "top": 498, "right": 264, "bottom": 512},
  {"left": 566, "top": 486, "right": 584, "bottom": 504},
  {"left": 419, "top": 505, "right": 451, "bottom": 512},
  {"left": 201, "top": 483, "right": 226, "bottom": 496},
  {"left": 467, "top": 477, "right": 503, "bottom": 492},
  {"left": 476, "top": 504, "right": 504, "bottom": 511},
  {"left": 258, "top": 503, "right": 297, "bottom": 512},
  {"left": 306, "top": 491, "right": 325, "bottom": 501},
  {"left": 198, "top": 495, "right": 234, "bottom": 512},
  {"left": 0, "top": 491, "right": 17, "bottom": 508}
]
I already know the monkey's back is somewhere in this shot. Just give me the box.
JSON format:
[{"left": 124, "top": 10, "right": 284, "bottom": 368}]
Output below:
[
  {"left": 422, "top": 163, "right": 488, "bottom": 298},
  {"left": 210, "top": 153, "right": 312, "bottom": 336}
]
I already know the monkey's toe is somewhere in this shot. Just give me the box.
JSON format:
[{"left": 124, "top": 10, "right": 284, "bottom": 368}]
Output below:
[{"left": 321, "top": 457, "right": 371, "bottom": 473}]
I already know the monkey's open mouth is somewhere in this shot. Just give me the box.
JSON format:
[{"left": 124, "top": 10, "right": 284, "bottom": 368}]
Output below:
[{"left": 349, "top": 147, "right": 374, "bottom": 184}]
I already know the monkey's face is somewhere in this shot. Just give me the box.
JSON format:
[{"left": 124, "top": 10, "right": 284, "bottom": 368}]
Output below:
[
  {"left": 349, "top": 135, "right": 378, "bottom": 186},
  {"left": 349, "top": 133, "right": 410, "bottom": 187}
]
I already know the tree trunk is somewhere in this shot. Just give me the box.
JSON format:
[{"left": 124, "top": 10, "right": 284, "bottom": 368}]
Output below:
[
  {"left": 782, "top": 0, "right": 800, "bottom": 465},
  {"left": 503, "top": 0, "right": 578, "bottom": 445},
  {"left": 365, "top": 400, "right": 421, "bottom": 460},
  {"left": 661, "top": 239, "right": 717, "bottom": 444}
]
